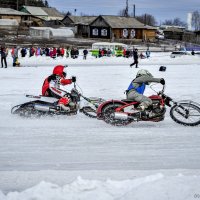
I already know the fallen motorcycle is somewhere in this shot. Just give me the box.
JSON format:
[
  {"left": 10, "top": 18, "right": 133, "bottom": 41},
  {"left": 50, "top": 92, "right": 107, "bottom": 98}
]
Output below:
[
  {"left": 97, "top": 84, "right": 200, "bottom": 126},
  {"left": 11, "top": 83, "right": 104, "bottom": 118}
]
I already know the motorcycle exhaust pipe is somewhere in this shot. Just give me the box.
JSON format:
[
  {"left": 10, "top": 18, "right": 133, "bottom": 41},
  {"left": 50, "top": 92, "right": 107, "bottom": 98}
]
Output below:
[
  {"left": 114, "top": 112, "right": 139, "bottom": 120},
  {"left": 34, "top": 104, "right": 54, "bottom": 112},
  {"left": 114, "top": 112, "right": 129, "bottom": 120}
]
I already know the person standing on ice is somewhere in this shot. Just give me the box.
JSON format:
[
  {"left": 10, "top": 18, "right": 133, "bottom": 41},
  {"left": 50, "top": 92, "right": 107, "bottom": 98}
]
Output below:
[
  {"left": 0, "top": 46, "right": 8, "bottom": 68},
  {"left": 42, "top": 65, "right": 76, "bottom": 111},
  {"left": 126, "top": 69, "right": 165, "bottom": 115},
  {"left": 130, "top": 48, "right": 139, "bottom": 68}
]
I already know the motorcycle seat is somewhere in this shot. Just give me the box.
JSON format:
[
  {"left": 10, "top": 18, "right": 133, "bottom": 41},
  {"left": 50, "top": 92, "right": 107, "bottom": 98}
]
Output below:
[{"left": 121, "top": 99, "right": 136, "bottom": 103}]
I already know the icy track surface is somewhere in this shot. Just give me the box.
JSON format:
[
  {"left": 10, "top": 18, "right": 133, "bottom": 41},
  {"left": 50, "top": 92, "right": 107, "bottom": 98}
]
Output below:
[{"left": 0, "top": 52, "right": 200, "bottom": 199}]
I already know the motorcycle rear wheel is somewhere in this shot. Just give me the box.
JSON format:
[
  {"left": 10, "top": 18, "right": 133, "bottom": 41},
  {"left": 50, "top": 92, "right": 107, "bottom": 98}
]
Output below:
[
  {"left": 170, "top": 102, "right": 200, "bottom": 126},
  {"left": 12, "top": 103, "right": 40, "bottom": 117},
  {"left": 102, "top": 103, "right": 134, "bottom": 126}
]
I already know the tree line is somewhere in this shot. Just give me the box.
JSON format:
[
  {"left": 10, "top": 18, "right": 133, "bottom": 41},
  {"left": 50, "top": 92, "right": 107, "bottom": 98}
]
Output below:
[
  {"left": 0, "top": 0, "right": 49, "bottom": 10},
  {"left": 118, "top": 0, "right": 200, "bottom": 30}
]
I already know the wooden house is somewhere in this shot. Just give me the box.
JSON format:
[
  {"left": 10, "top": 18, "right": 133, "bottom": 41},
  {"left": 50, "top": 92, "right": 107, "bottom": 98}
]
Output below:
[
  {"left": 62, "top": 15, "right": 97, "bottom": 37},
  {"left": 195, "top": 31, "right": 200, "bottom": 43},
  {"left": 163, "top": 26, "right": 185, "bottom": 40},
  {"left": 20, "top": 6, "right": 48, "bottom": 20},
  {"left": 89, "top": 15, "right": 156, "bottom": 40},
  {"left": 0, "top": 7, "right": 30, "bottom": 24}
]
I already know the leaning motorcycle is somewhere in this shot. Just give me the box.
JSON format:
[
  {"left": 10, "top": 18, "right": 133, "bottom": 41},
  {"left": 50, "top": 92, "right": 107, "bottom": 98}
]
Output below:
[
  {"left": 97, "top": 84, "right": 200, "bottom": 126},
  {"left": 11, "top": 83, "right": 104, "bottom": 118}
]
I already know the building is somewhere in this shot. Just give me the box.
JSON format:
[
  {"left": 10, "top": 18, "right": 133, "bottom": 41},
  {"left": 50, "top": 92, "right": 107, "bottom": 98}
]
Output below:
[
  {"left": 0, "top": 7, "right": 30, "bottom": 24},
  {"left": 20, "top": 6, "right": 48, "bottom": 20},
  {"left": 29, "top": 27, "right": 74, "bottom": 39},
  {"left": 39, "top": 7, "right": 64, "bottom": 21},
  {"left": 195, "top": 31, "right": 200, "bottom": 43},
  {"left": 20, "top": 6, "right": 64, "bottom": 21},
  {"left": 89, "top": 15, "right": 156, "bottom": 40},
  {"left": 62, "top": 15, "right": 97, "bottom": 37}
]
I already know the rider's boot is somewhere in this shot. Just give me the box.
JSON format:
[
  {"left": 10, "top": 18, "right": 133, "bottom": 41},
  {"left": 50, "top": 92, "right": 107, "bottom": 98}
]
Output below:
[
  {"left": 69, "top": 101, "right": 76, "bottom": 110},
  {"left": 59, "top": 104, "right": 70, "bottom": 112},
  {"left": 137, "top": 105, "right": 150, "bottom": 118}
]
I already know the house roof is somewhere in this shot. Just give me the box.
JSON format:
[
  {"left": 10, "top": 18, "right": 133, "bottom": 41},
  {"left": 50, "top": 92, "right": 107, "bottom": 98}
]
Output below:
[
  {"left": 65, "top": 16, "right": 97, "bottom": 25},
  {"left": 96, "top": 15, "right": 156, "bottom": 29},
  {"left": 0, "top": 7, "right": 29, "bottom": 16},
  {"left": 21, "top": 6, "right": 48, "bottom": 16},
  {"left": 163, "top": 27, "right": 184, "bottom": 33},
  {"left": 41, "top": 7, "right": 64, "bottom": 18}
]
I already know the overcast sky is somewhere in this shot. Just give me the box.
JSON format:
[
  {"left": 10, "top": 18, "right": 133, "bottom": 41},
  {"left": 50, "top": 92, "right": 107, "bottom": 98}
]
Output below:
[{"left": 47, "top": 0, "right": 199, "bottom": 24}]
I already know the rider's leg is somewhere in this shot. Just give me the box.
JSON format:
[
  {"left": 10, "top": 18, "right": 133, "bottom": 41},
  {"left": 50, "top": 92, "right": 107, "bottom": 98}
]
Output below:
[
  {"left": 58, "top": 97, "right": 70, "bottom": 111},
  {"left": 127, "top": 91, "right": 152, "bottom": 115}
]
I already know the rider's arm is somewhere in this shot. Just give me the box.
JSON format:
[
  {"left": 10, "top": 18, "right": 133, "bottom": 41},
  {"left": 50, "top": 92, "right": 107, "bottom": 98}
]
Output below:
[
  {"left": 134, "top": 76, "right": 162, "bottom": 84},
  {"left": 60, "top": 78, "right": 72, "bottom": 85}
]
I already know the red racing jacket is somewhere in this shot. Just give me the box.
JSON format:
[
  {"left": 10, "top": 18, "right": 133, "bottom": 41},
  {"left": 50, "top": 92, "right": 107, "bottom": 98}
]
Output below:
[{"left": 42, "top": 74, "right": 72, "bottom": 97}]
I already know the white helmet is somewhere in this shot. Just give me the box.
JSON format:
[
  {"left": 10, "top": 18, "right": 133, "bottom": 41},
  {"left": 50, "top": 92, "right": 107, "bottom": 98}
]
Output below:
[{"left": 136, "top": 69, "right": 153, "bottom": 77}]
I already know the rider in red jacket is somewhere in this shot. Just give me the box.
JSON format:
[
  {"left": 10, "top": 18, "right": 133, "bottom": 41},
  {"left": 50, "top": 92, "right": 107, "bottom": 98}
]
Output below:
[{"left": 42, "top": 65, "right": 76, "bottom": 111}]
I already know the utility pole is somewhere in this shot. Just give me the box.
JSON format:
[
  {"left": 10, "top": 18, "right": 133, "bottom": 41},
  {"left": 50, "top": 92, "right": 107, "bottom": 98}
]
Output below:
[
  {"left": 17, "top": 0, "right": 19, "bottom": 10},
  {"left": 133, "top": 4, "right": 135, "bottom": 17}
]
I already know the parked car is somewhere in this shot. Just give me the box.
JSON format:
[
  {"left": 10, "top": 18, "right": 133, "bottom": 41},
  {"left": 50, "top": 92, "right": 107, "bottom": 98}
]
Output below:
[
  {"left": 170, "top": 51, "right": 189, "bottom": 58},
  {"left": 194, "top": 51, "right": 200, "bottom": 56}
]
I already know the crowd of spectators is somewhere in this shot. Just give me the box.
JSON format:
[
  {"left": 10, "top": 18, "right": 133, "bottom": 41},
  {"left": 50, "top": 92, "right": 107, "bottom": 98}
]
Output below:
[{"left": 0, "top": 45, "right": 152, "bottom": 68}]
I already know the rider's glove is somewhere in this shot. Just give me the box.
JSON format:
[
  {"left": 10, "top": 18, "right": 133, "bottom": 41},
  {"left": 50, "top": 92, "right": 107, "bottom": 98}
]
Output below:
[
  {"left": 160, "top": 78, "right": 165, "bottom": 85},
  {"left": 72, "top": 76, "right": 76, "bottom": 82}
]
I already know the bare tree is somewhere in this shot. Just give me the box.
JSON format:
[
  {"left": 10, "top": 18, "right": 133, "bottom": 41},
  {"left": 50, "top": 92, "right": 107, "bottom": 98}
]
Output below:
[
  {"left": 162, "top": 17, "right": 187, "bottom": 27},
  {"left": 118, "top": 0, "right": 129, "bottom": 17},
  {"left": 136, "top": 14, "right": 157, "bottom": 26},
  {"left": 192, "top": 11, "right": 200, "bottom": 31}
]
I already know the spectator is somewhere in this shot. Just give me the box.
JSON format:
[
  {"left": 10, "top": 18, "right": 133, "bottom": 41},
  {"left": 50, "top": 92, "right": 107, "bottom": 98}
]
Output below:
[
  {"left": 146, "top": 48, "right": 151, "bottom": 58},
  {"left": 11, "top": 46, "right": 19, "bottom": 67},
  {"left": 21, "top": 47, "right": 27, "bottom": 57},
  {"left": 191, "top": 49, "right": 195, "bottom": 55},
  {"left": 107, "top": 48, "right": 112, "bottom": 57},
  {"left": 29, "top": 47, "right": 35, "bottom": 57},
  {"left": 75, "top": 48, "right": 79, "bottom": 59},
  {"left": 57, "top": 47, "right": 61, "bottom": 57},
  {"left": 45, "top": 47, "right": 50, "bottom": 56},
  {"left": 0, "top": 46, "right": 8, "bottom": 68},
  {"left": 60, "top": 47, "right": 65, "bottom": 57},
  {"left": 83, "top": 48, "right": 88, "bottom": 60},
  {"left": 139, "top": 52, "right": 146, "bottom": 59},
  {"left": 130, "top": 48, "right": 139, "bottom": 68}
]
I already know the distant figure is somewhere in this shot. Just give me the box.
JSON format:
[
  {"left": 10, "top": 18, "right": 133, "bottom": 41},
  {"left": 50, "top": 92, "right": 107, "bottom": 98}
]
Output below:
[
  {"left": 130, "top": 48, "right": 139, "bottom": 68},
  {"left": 191, "top": 49, "right": 195, "bottom": 55},
  {"left": 83, "top": 49, "right": 88, "bottom": 60},
  {"left": 139, "top": 52, "right": 146, "bottom": 59},
  {"left": 21, "top": 47, "right": 27, "bottom": 57},
  {"left": 0, "top": 46, "right": 8, "bottom": 68},
  {"left": 11, "top": 46, "right": 19, "bottom": 67},
  {"left": 146, "top": 49, "right": 151, "bottom": 58}
]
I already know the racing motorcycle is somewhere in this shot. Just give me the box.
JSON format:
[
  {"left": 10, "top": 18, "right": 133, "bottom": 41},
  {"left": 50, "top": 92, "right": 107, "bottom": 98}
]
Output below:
[
  {"left": 11, "top": 83, "right": 104, "bottom": 118},
  {"left": 97, "top": 84, "right": 200, "bottom": 126}
]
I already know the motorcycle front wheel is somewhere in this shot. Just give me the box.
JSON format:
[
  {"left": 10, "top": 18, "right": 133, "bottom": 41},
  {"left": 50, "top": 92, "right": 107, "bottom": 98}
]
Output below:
[
  {"left": 101, "top": 103, "right": 134, "bottom": 126},
  {"left": 81, "top": 106, "right": 97, "bottom": 118},
  {"left": 170, "top": 102, "right": 200, "bottom": 126}
]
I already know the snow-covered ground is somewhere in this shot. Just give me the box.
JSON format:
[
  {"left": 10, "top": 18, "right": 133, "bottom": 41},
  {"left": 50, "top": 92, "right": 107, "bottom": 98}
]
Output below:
[{"left": 0, "top": 52, "right": 200, "bottom": 199}]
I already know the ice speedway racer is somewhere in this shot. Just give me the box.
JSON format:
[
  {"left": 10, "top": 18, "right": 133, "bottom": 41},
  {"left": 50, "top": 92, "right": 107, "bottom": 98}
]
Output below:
[
  {"left": 96, "top": 83, "right": 200, "bottom": 127},
  {"left": 11, "top": 81, "right": 105, "bottom": 119}
]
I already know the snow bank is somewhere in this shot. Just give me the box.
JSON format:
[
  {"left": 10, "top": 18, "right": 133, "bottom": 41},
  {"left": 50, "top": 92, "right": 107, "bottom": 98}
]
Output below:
[{"left": 0, "top": 174, "right": 199, "bottom": 200}]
